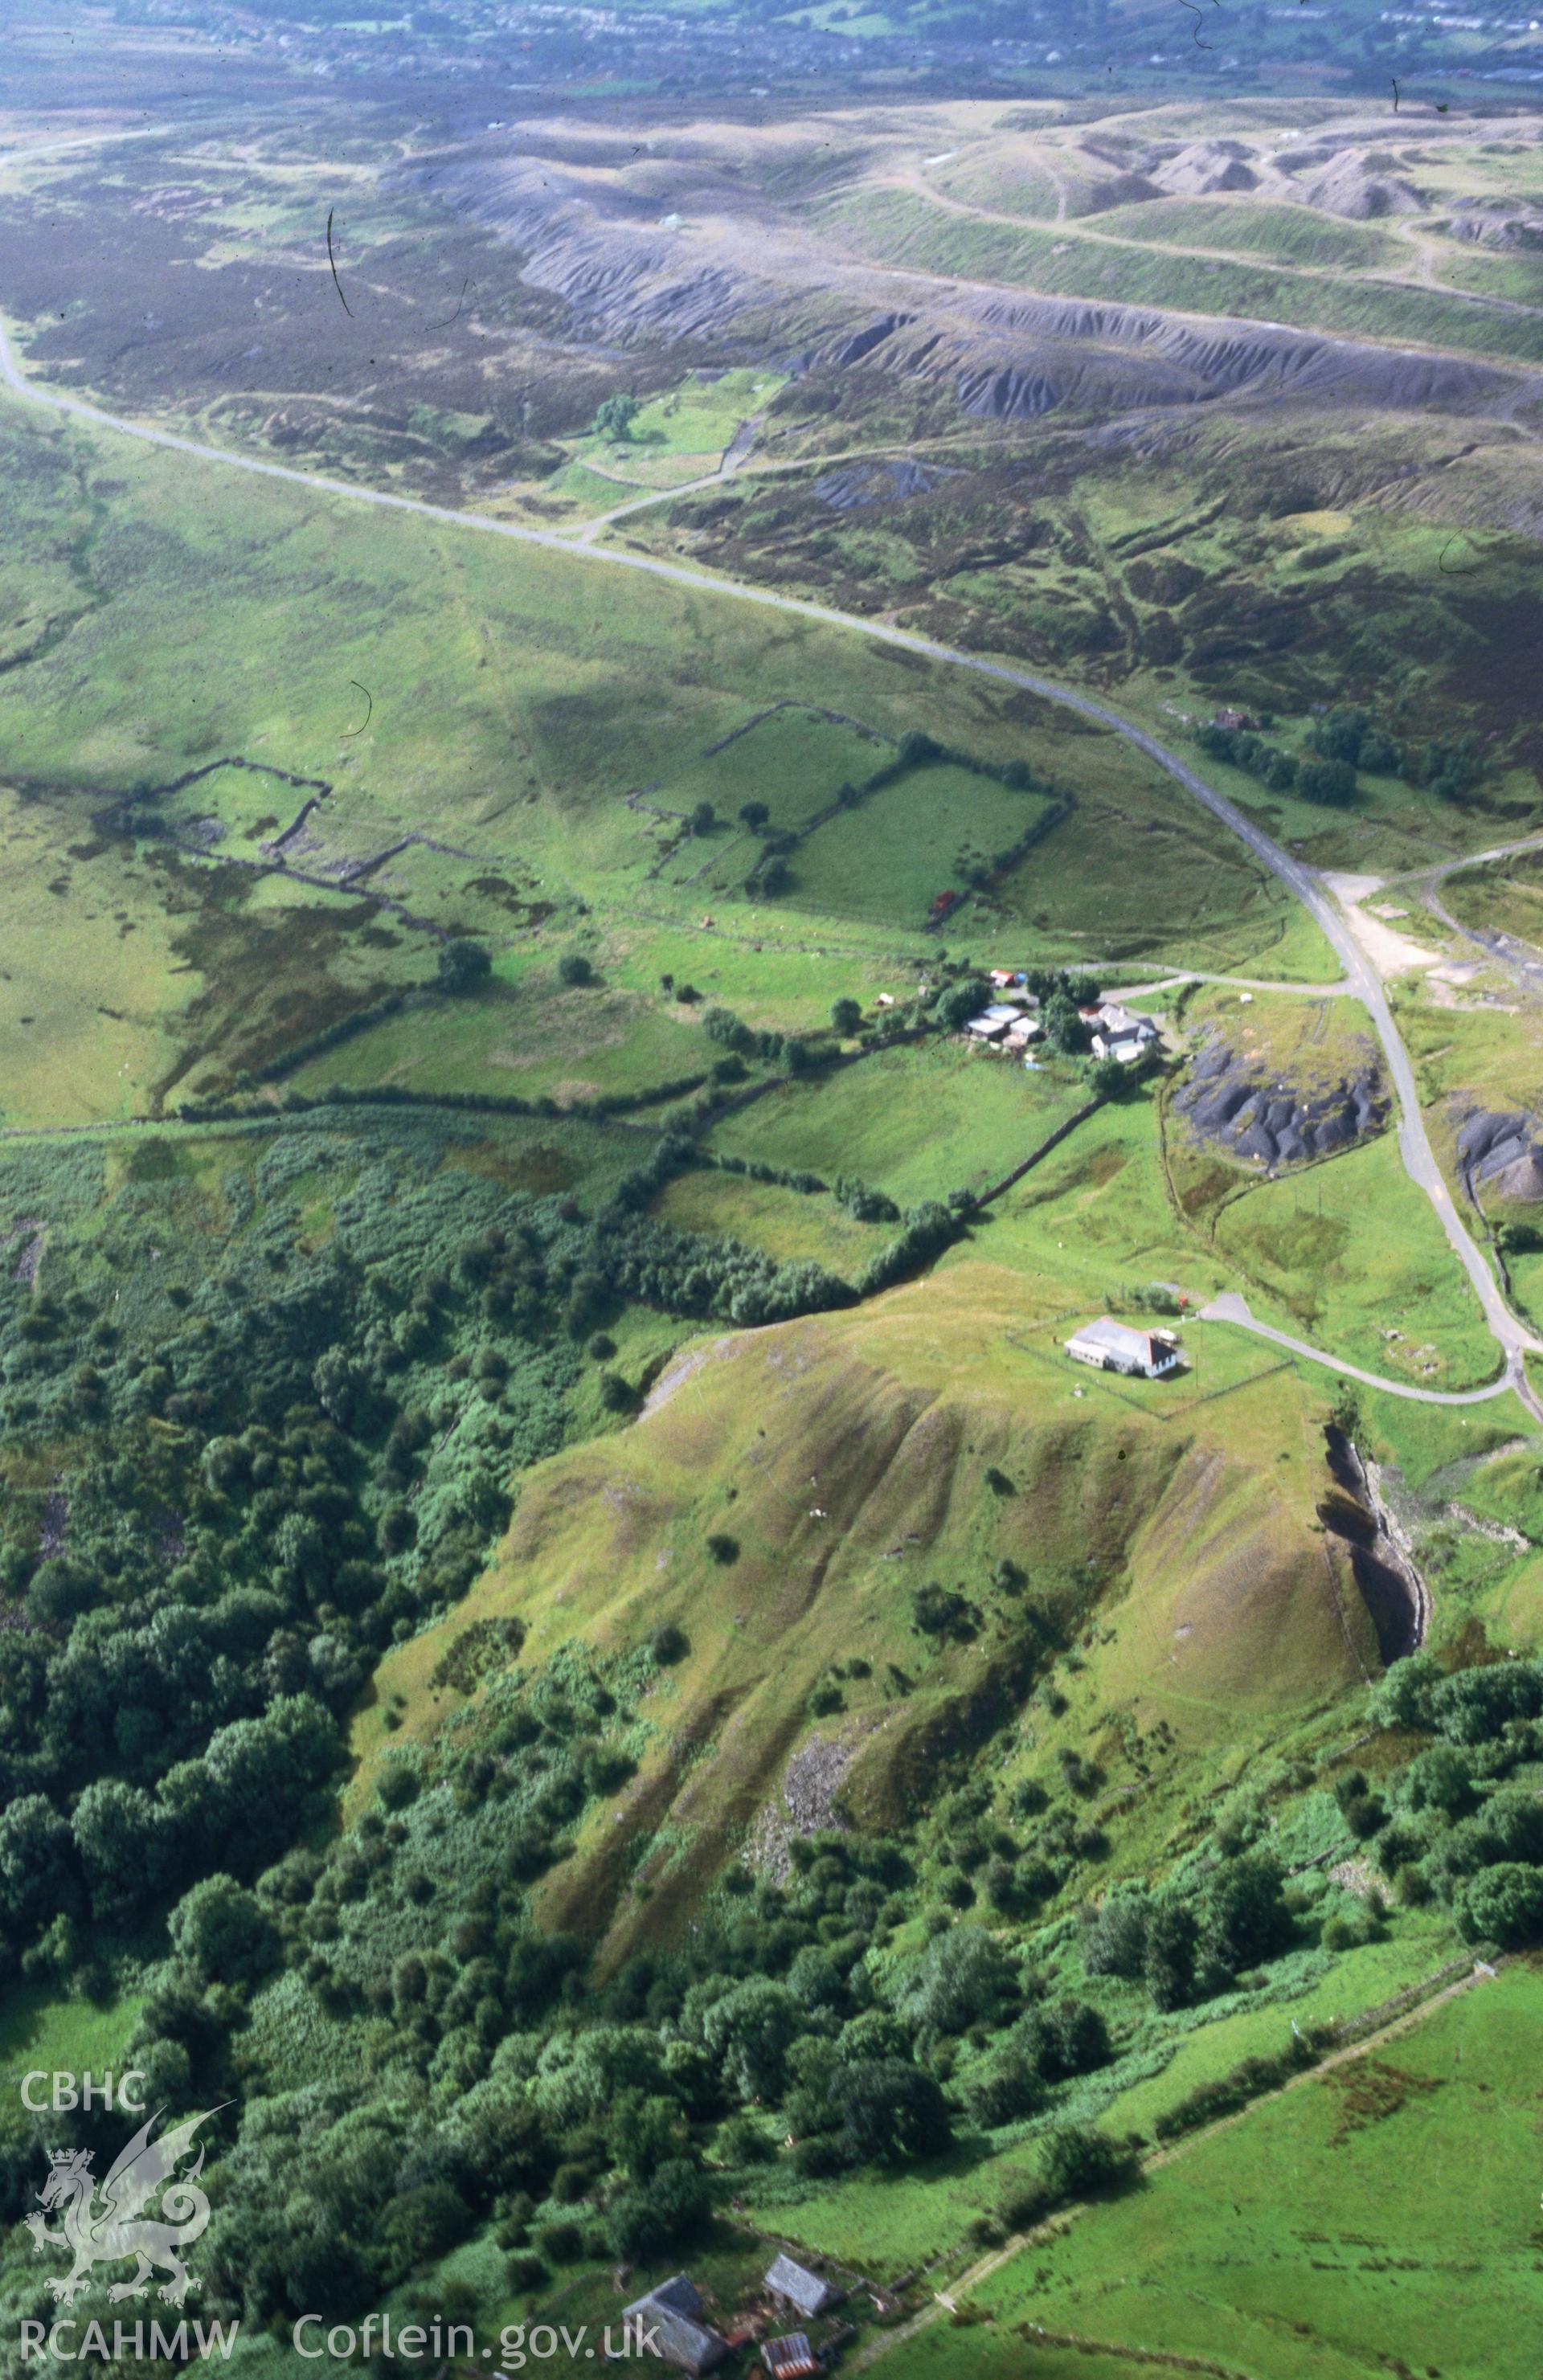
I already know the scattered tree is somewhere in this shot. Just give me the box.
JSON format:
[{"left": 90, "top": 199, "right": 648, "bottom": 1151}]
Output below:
[
  {"left": 436, "top": 939, "right": 492, "bottom": 994},
  {"left": 592, "top": 391, "right": 641, "bottom": 442}
]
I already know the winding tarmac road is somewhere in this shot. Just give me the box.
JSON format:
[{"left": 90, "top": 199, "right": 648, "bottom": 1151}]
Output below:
[{"left": 2, "top": 311, "right": 1538, "bottom": 1415}]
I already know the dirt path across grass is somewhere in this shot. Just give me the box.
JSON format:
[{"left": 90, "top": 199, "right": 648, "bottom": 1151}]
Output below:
[{"left": 849, "top": 1956, "right": 1496, "bottom": 2376}]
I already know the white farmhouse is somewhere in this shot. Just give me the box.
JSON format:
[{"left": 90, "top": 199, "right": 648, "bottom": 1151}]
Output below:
[{"left": 1065, "top": 1318, "right": 1181, "bottom": 1379}]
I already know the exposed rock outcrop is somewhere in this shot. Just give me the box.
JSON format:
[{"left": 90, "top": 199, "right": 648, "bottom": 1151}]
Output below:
[
  {"left": 1322, "top": 1425, "right": 1429, "bottom": 1664},
  {"left": 1289, "top": 153, "right": 1423, "bottom": 220},
  {"left": 1443, "top": 198, "right": 1543, "bottom": 249},
  {"left": 1455, "top": 1106, "right": 1543, "bottom": 1202},
  {"left": 814, "top": 458, "right": 960, "bottom": 509},
  {"left": 1173, "top": 1034, "right": 1388, "bottom": 1168},
  {"left": 1144, "top": 139, "right": 1259, "bottom": 198}
]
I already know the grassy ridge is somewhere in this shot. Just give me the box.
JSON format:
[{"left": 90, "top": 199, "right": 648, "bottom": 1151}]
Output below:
[
  {"left": 817, "top": 187, "right": 1543, "bottom": 365},
  {"left": 1088, "top": 194, "right": 1403, "bottom": 270}
]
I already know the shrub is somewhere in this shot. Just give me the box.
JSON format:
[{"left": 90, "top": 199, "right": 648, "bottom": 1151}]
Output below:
[
  {"left": 791, "top": 2133, "right": 849, "bottom": 2178},
  {"left": 706, "top": 1533, "right": 740, "bottom": 1566},
  {"left": 902, "top": 1925, "right": 1011, "bottom": 2034},
  {"left": 168, "top": 1875, "right": 280, "bottom": 1989},
  {"left": 1430, "top": 1661, "right": 1543, "bottom": 1745},
  {"left": 592, "top": 391, "right": 640, "bottom": 440},
  {"left": 436, "top": 939, "right": 492, "bottom": 993},
  {"left": 911, "top": 1581, "right": 980, "bottom": 1643},
  {"left": 1297, "top": 757, "right": 1357, "bottom": 807},
  {"left": 1151, "top": 2030, "right": 1330, "bottom": 2141},
  {"left": 378, "top": 1503, "right": 417, "bottom": 1556},
  {"left": 1019, "top": 1998, "right": 1111, "bottom": 2082},
  {"left": 651, "top": 1624, "right": 689, "bottom": 1666},
  {"left": 714, "top": 2115, "right": 775, "bottom": 2167},
  {"left": 1037, "top": 2124, "right": 1140, "bottom": 2206},
  {"left": 378, "top": 1764, "right": 421, "bottom": 1812},
  {"left": 1144, "top": 1898, "right": 1197, "bottom": 2010},
  {"left": 1081, "top": 1893, "right": 1149, "bottom": 1980},
  {"left": 998, "top": 2178, "right": 1054, "bottom": 2233},
  {"left": 1455, "top": 1860, "right": 1543, "bottom": 1948},
  {"left": 558, "top": 953, "right": 595, "bottom": 987},
  {"left": 1201, "top": 1852, "right": 1293, "bottom": 1973},
  {"left": 964, "top": 2051, "right": 1043, "bottom": 2129},
  {"left": 382, "top": 2181, "right": 472, "bottom": 2270},
  {"left": 829, "top": 2059, "right": 953, "bottom": 2165}
]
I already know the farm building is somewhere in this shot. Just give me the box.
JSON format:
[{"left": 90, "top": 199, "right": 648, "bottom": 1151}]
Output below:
[
  {"left": 620, "top": 2276, "right": 729, "bottom": 2375},
  {"left": 1065, "top": 1318, "right": 1182, "bottom": 1379},
  {"left": 1087, "top": 1000, "right": 1160, "bottom": 1065},
  {"left": 761, "top": 2338, "right": 818, "bottom": 2379},
  {"left": 765, "top": 2255, "right": 845, "bottom": 2318},
  {"left": 966, "top": 1002, "right": 1037, "bottom": 1047}
]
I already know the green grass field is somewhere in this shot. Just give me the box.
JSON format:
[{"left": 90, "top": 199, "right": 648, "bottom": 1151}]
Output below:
[
  {"left": 570, "top": 367, "right": 786, "bottom": 488},
  {"left": 0, "top": 378, "right": 1342, "bottom": 1122},
  {"left": 0, "top": 1985, "right": 145, "bottom": 2090},
  {"left": 651, "top": 703, "right": 894, "bottom": 836},
  {"left": 743, "top": 1915, "right": 1464, "bottom": 2275},
  {"left": 1441, "top": 849, "right": 1543, "bottom": 953},
  {"left": 896, "top": 1966, "right": 1543, "bottom": 2380},
  {"left": 289, "top": 975, "right": 711, "bottom": 1106},
  {"left": 708, "top": 1042, "right": 1088, "bottom": 1206},
  {"left": 1205, "top": 1130, "right": 1499, "bottom": 1389},
  {"left": 655, "top": 1164, "right": 882, "bottom": 1273},
  {"left": 928, "top": 151, "right": 1067, "bottom": 222},
  {"left": 780, "top": 765, "right": 1059, "bottom": 929}
]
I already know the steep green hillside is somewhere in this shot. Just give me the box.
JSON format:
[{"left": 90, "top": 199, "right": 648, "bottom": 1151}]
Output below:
[{"left": 351, "top": 1264, "right": 1377, "bottom": 1967}]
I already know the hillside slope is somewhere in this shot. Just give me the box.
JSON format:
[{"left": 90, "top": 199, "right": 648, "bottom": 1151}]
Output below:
[{"left": 351, "top": 1265, "right": 1377, "bottom": 1961}]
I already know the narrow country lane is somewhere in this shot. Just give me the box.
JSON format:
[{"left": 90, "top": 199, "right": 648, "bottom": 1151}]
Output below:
[
  {"left": 1199, "top": 1293, "right": 1516, "bottom": 1406},
  {"left": 1, "top": 310, "right": 1537, "bottom": 1414}
]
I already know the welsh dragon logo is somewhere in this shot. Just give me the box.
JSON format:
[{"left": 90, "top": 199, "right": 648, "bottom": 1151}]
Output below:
[{"left": 24, "top": 2106, "right": 225, "bottom": 2308}]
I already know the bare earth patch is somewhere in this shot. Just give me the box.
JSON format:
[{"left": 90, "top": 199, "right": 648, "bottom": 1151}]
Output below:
[{"left": 1324, "top": 873, "right": 1443, "bottom": 978}]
